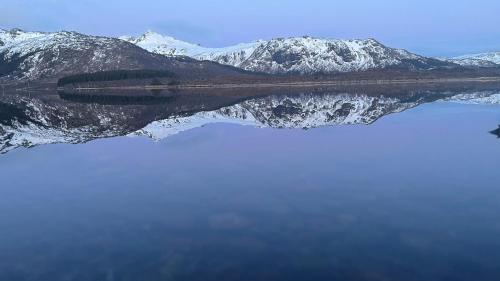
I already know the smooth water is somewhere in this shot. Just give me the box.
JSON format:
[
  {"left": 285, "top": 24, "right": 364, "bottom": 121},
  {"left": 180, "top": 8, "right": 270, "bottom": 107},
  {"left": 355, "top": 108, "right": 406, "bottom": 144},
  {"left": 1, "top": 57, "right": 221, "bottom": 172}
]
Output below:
[{"left": 1, "top": 89, "right": 500, "bottom": 281}]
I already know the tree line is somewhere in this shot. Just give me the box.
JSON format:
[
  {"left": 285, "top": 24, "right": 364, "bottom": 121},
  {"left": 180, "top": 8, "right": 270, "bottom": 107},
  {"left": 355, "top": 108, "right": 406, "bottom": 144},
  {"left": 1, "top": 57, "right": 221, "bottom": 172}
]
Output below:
[{"left": 57, "top": 69, "right": 176, "bottom": 86}]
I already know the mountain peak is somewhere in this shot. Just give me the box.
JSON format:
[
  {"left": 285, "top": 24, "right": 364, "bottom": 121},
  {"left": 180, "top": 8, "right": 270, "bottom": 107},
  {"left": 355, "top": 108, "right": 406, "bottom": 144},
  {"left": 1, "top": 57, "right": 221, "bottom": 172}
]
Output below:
[
  {"left": 0, "top": 28, "right": 47, "bottom": 48},
  {"left": 448, "top": 51, "right": 500, "bottom": 67},
  {"left": 9, "top": 28, "right": 24, "bottom": 34},
  {"left": 120, "top": 31, "right": 205, "bottom": 57},
  {"left": 141, "top": 30, "right": 173, "bottom": 40},
  {"left": 1, "top": 28, "right": 461, "bottom": 81},
  {"left": 0, "top": 28, "right": 25, "bottom": 35},
  {"left": 122, "top": 31, "right": 188, "bottom": 45},
  {"left": 120, "top": 31, "right": 452, "bottom": 74}
]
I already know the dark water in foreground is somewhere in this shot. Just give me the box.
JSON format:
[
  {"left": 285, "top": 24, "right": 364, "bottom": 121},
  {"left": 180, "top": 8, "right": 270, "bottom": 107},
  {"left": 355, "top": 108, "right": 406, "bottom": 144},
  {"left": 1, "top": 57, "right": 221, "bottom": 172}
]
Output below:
[{"left": 1, "top": 88, "right": 500, "bottom": 280}]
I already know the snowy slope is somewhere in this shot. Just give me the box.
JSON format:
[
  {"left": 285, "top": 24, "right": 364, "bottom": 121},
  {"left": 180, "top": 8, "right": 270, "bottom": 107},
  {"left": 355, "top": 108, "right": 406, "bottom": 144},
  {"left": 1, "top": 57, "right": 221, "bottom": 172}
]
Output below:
[
  {"left": 0, "top": 29, "right": 129, "bottom": 79},
  {"left": 121, "top": 32, "right": 452, "bottom": 74},
  {"left": 446, "top": 52, "right": 500, "bottom": 67},
  {"left": 120, "top": 31, "right": 262, "bottom": 69},
  {"left": 0, "top": 28, "right": 46, "bottom": 47},
  {"left": 0, "top": 28, "right": 243, "bottom": 81}
]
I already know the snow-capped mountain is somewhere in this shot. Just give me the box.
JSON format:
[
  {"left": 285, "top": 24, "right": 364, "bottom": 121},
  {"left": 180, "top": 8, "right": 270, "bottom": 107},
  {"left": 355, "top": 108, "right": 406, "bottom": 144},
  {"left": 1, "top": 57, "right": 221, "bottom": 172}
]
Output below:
[
  {"left": 120, "top": 31, "right": 263, "bottom": 69},
  {"left": 0, "top": 28, "right": 46, "bottom": 46},
  {"left": 446, "top": 52, "right": 500, "bottom": 67},
  {"left": 0, "top": 28, "right": 168, "bottom": 80},
  {"left": 0, "top": 28, "right": 243, "bottom": 81},
  {"left": 121, "top": 31, "right": 454, "bottom": 74}
]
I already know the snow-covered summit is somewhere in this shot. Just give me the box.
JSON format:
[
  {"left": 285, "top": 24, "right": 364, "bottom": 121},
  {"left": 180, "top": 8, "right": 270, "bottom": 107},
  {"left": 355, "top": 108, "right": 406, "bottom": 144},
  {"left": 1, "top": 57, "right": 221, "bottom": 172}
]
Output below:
[
  {"left": 120, "top": 31, "right": 262, "bottom": 68},
  {"left": 446, "top": 52, "right": 500, "bottom": 67},
  {"left": 0, "top": 29, "right": 117, "bottom": 59},
  {"left": 0, "top": 28, "right": 47, "bottom": 47},
  {"left": 121, "top": 31, "right": 452, "bottom": 74},
  {"left": 0, "top": 28, "right": 250, "bottom": 81},
  {"left": 119, "top": 31, "right": 205, "bottom": 57},
  {"left": 0, "top": 29, "right": 132, "bottom": 79},
  {"left": 455, "top": 52, "right": 500, "bottom": 64}
]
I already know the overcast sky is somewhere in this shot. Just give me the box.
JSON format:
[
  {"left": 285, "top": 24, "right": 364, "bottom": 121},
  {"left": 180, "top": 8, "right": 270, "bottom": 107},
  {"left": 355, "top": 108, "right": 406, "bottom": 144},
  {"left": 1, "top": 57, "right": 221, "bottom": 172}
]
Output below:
[{"left": 1, "top": 0, "right": 499, "bottom": 57}]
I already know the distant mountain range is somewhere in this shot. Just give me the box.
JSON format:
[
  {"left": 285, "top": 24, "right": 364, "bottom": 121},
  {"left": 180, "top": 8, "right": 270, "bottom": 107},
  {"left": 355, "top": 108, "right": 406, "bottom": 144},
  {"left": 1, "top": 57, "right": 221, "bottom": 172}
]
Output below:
[
  {"left": 1, "top": 28, "right": 500, "bottom": 81},
  {"left": 121, "top": 31, "right": 500, "bottom": 72},
  {"left": 121, "top": 31, "right": 453, "bottom": 74},
  {"left": 445, "top": 52, "right": 500, "bottom": 67}
]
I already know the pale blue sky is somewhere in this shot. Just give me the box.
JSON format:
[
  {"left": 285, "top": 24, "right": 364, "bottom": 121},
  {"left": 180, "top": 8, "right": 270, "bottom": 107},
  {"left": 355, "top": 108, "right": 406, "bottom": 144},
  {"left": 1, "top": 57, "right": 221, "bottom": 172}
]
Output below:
[{"left": 1, "top": 0, "right": 499, "bottom": 57}]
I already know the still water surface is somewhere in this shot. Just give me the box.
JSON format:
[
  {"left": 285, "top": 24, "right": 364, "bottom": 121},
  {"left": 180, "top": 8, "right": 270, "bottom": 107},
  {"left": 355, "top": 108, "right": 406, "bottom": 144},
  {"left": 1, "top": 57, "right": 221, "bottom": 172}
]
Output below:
[{"left": 1, "top": 88, "right": 500, "bottom": 281}]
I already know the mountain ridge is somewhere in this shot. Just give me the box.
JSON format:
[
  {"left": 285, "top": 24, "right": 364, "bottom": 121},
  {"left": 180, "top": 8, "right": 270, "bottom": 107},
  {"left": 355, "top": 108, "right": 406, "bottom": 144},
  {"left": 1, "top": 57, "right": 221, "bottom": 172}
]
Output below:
[
  {"left": 2, "top": 28, "right": 500, "bottom": 82},
  {"left": 0, "top": 28, "right": 249, "bottom": 81},
  {"left": 446, "top": 52, "right": 500, "bottom": 67},
  {"left": 120, "top": 31, "right": 455, "bottom": 74}
]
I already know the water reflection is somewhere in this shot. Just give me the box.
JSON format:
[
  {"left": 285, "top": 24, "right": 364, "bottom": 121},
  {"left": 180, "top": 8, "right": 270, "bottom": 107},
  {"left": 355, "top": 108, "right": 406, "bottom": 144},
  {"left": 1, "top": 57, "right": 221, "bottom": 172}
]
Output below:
[
  {"left": 1, "top": 83, "right": 500, "bottom": 154},
  {"left": 1, "top": 84, "right": 500, "bottom": 281}
]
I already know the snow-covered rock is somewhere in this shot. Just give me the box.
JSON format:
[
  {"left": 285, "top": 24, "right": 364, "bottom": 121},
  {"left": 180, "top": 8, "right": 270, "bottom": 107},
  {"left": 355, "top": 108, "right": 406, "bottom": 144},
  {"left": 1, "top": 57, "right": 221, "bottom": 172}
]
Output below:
[
  {"left": 121, "top": 31, "right": 453, "bottom": 74},
  {"left": 0, "top": 28, "right": 46, "bottom": 47},
  {"left": 446, "top": 52, "right": 500, "bottom": 67}
]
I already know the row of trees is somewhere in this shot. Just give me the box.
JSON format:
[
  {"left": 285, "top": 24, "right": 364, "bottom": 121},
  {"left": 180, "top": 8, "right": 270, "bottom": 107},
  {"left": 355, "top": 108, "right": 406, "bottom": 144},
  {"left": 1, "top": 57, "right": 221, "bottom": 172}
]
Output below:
[{"left": 57, "top": 69, "right": 176, "bottom": 86}]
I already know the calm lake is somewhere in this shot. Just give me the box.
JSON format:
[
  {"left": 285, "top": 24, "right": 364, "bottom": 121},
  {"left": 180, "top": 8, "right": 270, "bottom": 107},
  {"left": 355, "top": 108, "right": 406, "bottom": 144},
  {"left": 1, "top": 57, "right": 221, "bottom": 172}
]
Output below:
[{"left": 1, "top": 85, "right": 500, "bottom": 281}]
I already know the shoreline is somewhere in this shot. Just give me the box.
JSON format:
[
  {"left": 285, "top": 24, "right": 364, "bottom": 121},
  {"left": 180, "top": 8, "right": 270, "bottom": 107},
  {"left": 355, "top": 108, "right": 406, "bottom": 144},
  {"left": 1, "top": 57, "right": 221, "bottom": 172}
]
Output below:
[{"left": 59, "top": 76, "right": 500, "bottom": 91}]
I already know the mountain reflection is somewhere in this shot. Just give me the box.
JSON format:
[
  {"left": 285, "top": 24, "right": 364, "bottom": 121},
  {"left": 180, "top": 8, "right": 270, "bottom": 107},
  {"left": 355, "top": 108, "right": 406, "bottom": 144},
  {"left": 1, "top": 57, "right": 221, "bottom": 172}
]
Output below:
[{"left": 1, "top": 84, "right": 500, "bottom": 154}]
